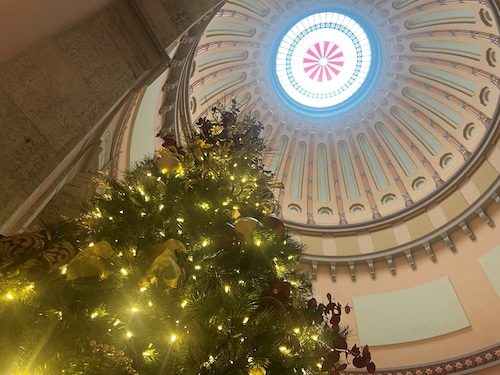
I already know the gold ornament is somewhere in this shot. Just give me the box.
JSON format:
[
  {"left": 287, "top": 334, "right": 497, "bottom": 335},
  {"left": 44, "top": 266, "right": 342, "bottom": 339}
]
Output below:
[
  {"left": 147, "top": 239, "right": 186, "bottom": 288},
  {"left": 158, "top": 154, "right": 182, "bottom": 174},
  {"left": 263, "top": 215, "right": 286, "bottom": 239},
  {"left": 201, "top": 169, "right": 217, "bottom": 179},
  {"left": 66, "top": 241, "right": 121, "bottom": 280},
  {"left": 233, "top": 217, "right": 259, "bottom": 241},
  {"left": 249, "top": 366, "right": 266, "bottom": 375}
]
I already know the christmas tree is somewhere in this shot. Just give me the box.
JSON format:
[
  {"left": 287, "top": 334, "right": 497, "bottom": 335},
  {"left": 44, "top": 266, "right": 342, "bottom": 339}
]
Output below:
[{"left": 0, "top": 101, "right": 375, "bottom": 375}]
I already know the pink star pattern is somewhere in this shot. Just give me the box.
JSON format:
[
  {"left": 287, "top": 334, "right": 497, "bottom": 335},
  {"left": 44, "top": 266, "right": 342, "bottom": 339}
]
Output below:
[{"left": 303, "top": 41, "right": 344, "bottom": 82}]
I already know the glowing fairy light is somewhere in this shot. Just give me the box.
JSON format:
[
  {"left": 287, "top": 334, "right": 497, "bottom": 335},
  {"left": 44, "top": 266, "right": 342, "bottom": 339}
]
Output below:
[
  {"left": 224, "top": 285, "right": 231, "bottom": 293},
  {"left": 181, "top": 300, "right": 188, "bottom": 308},
  {"left": 194, "top": 265, "right": 201, "bottom": 270},
  {"left": 202, "top": 240, "right": 209, "bottom": 247},
  {"left": 159, "top": 204, "right": 165, "bottom": 211},
  {"left": 126, "top": 331, "right": 133, "bottom": 338},
  {"left": 242, "top": 316, "right": 249, "bottom": 324},
  {"left": 60, "top": 265, "right": 68, "bottom": 275},
  {"left": 130, "top": 306, "right": 138, "bottom": 313},
  {"left": 170, "top": 334, "right": 177, "bottom": 343},
  {"left": 6, "top": 293, "right": 13, "bottom": 300},
  {"left": 120, "top": 268, "right": 128, "bottom": 276}
]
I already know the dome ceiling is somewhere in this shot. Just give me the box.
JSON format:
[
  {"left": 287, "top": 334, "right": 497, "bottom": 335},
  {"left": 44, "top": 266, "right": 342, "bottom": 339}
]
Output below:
[{"left": 163, "top": 0, "right": 500, "bottom": 263}]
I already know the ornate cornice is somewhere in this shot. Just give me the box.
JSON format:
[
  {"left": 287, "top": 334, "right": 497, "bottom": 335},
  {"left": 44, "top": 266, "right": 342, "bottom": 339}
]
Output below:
[{"left": 345, "top": 344, "right": 500, "bottom": 375}]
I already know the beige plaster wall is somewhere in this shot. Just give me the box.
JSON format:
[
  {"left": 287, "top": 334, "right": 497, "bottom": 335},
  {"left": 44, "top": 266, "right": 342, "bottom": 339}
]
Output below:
[{"left": 312, "top": 202, "right": 500, "bottom": 368}]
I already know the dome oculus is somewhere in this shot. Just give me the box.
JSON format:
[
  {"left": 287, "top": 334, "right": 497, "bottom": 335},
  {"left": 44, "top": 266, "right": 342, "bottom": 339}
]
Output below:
[{"left": 273, "top": 11, "right": 379, "bottom": 117}]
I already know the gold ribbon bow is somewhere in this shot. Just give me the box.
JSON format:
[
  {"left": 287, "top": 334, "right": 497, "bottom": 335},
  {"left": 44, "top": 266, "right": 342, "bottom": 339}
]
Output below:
[{"left": 146, "top": 239, "right": 186, "bottom": 288}]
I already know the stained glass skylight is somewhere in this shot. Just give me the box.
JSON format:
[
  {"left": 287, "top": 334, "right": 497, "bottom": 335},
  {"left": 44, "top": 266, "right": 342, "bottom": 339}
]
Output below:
[{"left": 272, "top": 11, "right": 380, "bottom": 117}]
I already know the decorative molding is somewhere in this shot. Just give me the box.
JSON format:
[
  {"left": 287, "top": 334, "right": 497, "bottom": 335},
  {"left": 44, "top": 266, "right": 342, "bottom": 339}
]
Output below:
[
  {"left": 367, "top": 259, "right": 376, "bottom": 279},
  {"left": 344, "top": 344, "right": 500, "bottom": 375}
]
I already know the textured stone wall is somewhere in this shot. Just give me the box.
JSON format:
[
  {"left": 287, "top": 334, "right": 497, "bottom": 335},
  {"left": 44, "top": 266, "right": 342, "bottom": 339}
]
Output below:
[{"left": 0, "top": 0, "right": 222, "bottom": 231}]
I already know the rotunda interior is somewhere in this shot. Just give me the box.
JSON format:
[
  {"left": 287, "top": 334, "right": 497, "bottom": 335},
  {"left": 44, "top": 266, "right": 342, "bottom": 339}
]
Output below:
[{"left": 1, "top": 0, "right": 500, "bottom": 373}]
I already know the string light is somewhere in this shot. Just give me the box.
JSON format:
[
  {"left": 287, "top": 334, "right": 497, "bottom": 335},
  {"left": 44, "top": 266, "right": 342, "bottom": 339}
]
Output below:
[
  {"left": 194, "top": 265, "right": 201, "bottom": 270},
  {"left": 181, "top": 300, "right": 188, "bottom": 308},
  {"left": 202, "top": 240, "right": 209, "bottom": 247},
  {"left": 6, "top": 293, "right": 13, "bottom": 300},
  {"left": 224, "top": 285, "right": 231, "bottom": 293},
  {"left": 242, "top": 317, "right": 249, "bottom": 324},
  {"left": 126, "top": 331, "right": 133, "bottom": 338},
  {"left": 120, "top": 268, "right": 129, "bottom": 276},
  {"left": 130, "top": 306, "right": 138, "bottom": 313},
  {"left": 170, "top": 334, "right": 177, "bottom": 343}
]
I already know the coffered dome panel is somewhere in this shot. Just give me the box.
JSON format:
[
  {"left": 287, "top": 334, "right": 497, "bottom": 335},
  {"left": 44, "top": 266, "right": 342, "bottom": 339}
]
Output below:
[{"left": 168, "top": 0, "right": 500, "bottom": 261}]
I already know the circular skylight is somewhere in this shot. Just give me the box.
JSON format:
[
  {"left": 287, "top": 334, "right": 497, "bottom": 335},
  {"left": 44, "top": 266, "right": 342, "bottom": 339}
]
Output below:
[{"left": 272, "top": 11, "right": 380, "bottom": 117}]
